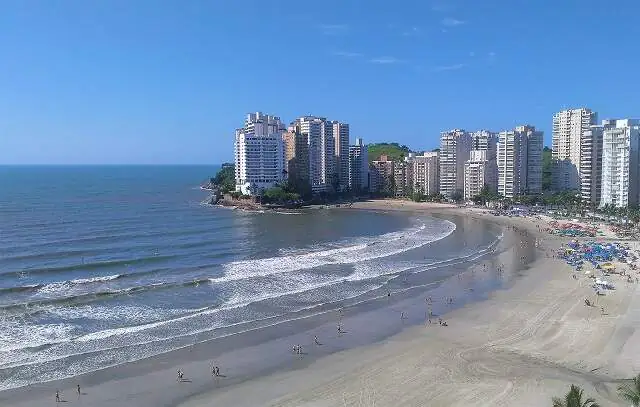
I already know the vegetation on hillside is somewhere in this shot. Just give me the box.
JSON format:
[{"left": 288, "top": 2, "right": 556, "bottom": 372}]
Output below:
[
  {"left": 367, "top": 142, "right": 411, "bottom": 162},
  {"left": 543, "top": 146, "right": 553, "bottom": 191},
  {"left": 212, "top": 164, "right": 235, "bottom": 193}
]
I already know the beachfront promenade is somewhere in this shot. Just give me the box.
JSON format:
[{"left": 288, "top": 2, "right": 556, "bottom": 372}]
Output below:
[{"left": 3, "top": 201, "right": 639, "bottom": 407}]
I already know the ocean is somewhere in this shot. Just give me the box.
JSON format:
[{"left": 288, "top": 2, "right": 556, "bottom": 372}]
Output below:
[{"left": 0, "top": 166, "right": 501, "bottom": 390}]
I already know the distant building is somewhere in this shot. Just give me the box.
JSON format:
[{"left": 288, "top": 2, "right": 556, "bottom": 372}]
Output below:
[
  {"left": 234, "top": 112, "right": 286, "bottom": 195},
  {"left": 282, "top": 130, "right": 310, "bottom": 194},
  {"left": 348, "top": 138, "right": 369, "bottom": 192},
  {"left": 370, "top": 155, "right": 395, "bottom": 195},
  {"left": 290, "top": 116, "right": 335, "bottom": 194},
  {"left": 411, "top": 152, "right": 439, "bottom": 196},
  {"left": 600, "top": 119, "right": 640, "bottom": 207},
  {"left": 439, "top": 129, "right": 472, "bottom": 198},
  {"left": 464, "top": 150, "right": 496, "bottom": 200},
  {"left": 580, "top": 124, "right": 606, "bottom": 206},
  {"left": 394, "top": 159, "right": 413, "bottom": 197},
  {"left": 332, "top": 121, "right": 350, "bottom": 192},
  {"left": 497, "top": 125, "right": 543, "bottom": 198},
  {"left": 552, "top": 108, "right": 597, "bottom": 191}
]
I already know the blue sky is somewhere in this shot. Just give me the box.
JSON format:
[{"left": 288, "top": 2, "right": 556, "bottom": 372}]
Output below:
[{"left": 1, "top": 0, "right": 639, "bottom": 164}]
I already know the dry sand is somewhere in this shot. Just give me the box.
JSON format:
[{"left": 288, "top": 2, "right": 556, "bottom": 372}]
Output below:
[{"left": 179, "top": 200, "right": 640, "bottom": 407}]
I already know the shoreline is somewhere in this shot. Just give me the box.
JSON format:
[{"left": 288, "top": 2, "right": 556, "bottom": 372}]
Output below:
[{"left": 2, "top": 202, "right": 637, "bottom": 406}]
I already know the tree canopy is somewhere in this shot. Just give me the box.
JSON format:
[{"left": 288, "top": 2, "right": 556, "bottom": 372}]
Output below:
[
  {"left": 212, "top": 164, "right": 235, "bottom": 193},
  {"left": 367, "top": 143, "right": 411, "bottom": 163}
]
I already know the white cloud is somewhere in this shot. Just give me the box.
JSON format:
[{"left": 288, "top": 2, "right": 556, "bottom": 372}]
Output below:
[
  {"left": 318, "top": 24, "right": 349, "bottom": 35},
  {"left": 469, "top": 51, "right": 476, "bottom": 57},
  {"left": 441, "top": 18, "right": 465, "bottom": 27},
  {"left": 488, "top": 51, "right": 496, "bottom": 57},
  {"left": 370, "top": 56, "right": 401, "bottom": 64},
  {"left": 434, "top": 63, "right": 465, "bottom": 71}
]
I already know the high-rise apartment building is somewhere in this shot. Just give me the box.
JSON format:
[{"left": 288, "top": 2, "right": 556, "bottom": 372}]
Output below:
[
  {"left": 332, "top": 121, "right": 350, "bottom": 192},
  {"left": 471, "top": 130, "right": 498, "bottom": 157},
  {"left": 370, "top": 155, "right": 395, "bottom": 195},
  {"left": 439, "top": 130, "right": 472, "bottom": 198},
  {"left": 520, "top": 125, "right": 543, "bottom": 195},
  {"left": 348, "top": 138, "right": 369, "bottom": 192},
  {"left": 552, "top": 108, "right": 597, "bottom": 191},
  {"left": 464, "top": 150, "right": 496, "bottom": 200},
  {"left": 394, "top": 159, "right": 413, "bottom": 197},
  {"left": 282, "top": 130, "right": 310, "bottom": 194},
  {"left": 234, "top": 112, "right": 286, "bottom": 196},
  {"left": 580, "top": 124, "right": 606, "bottom": 206},
  {"left": 290, "top": 116, "right": 335, "bottom": 194},
  {"left": 411, "top": 152, "right": 439, "bottom": 196},
  {"left": 497, "top": 125, "right": 543, "bottom": 198},
  {"left": 468, "top": 130, "right": 498, "bottom": 193},
  {"left": 600, "top": 119, "right": 640, "bottom": 208}
]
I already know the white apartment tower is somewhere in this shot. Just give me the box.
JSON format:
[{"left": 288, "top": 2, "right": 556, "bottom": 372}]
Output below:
[
  {"left": 497, "top": 125, "right": 543, "bottom": 198},
  {"left": 291, "top": 116, "right": 335, "bottom": 193},
  {"left": 439, "top": 129, "right": 472, "bottom": 198},
  {"left": 468, "top": 130, "right": 498, "bottom": 193},
  {"left": 234, "top": 112, "right": 286, "bottom": 196},
  {"left": 332, "top": 121, "right": 350, "bottom": 192},
  {"left": 552, "top": 108, "right": 597, "bottom": 191},
  {"left": 464, "top": 150, "right": 496, "bottom": 200},
  {"left": 412, "top": 152, "right": 439, "bottom": 196},
  {"left": 600, "top": 119, "right": 640, "bottom": 208},
  {"left": 348, "top": 138, "right": 369, "bottom": 192}
]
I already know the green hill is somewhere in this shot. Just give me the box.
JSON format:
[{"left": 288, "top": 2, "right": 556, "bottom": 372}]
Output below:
[{"left": 367, "top": 143, "right": 411, "bottom": 162}]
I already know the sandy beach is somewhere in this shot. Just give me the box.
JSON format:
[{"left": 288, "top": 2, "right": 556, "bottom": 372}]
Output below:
[{"left": 2, "top": 200, "right": 639, "bottom": 407}]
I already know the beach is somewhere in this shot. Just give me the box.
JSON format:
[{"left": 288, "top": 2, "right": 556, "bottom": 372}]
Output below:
[{"left": 2, "top": 200, "right": 639, "bottom": 406}]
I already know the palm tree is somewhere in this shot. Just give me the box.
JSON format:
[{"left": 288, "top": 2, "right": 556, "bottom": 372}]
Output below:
[
  {"left": 618, "top": 374, "right": 640, "bottom": 406},
  {"left": 552, "top": 384, "right": 600, "bottom": 407}
]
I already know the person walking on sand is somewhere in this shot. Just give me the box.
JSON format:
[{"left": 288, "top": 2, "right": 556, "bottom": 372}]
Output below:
[
  {"left": 77, "top": 384, "right": 81, "bottom": 397},
  {"left": 314, "top": 335, "right": 321, "bottom": 345},
  {"left": 55, "top": 390, "right": 60, "bottom": 403}
]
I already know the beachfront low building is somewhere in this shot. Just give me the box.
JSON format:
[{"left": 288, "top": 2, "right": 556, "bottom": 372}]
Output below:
[
  {"left": 234, "top": 112, "right": 286, "bottom": 196},
  {"left": 599, "top": 119, "right": 640, "bottom": 208}
]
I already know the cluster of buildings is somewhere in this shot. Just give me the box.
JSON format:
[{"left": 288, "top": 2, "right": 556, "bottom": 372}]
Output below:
[
  {"left": 234, "top": 112, "right": 368, "bottom": 196},
  {"left": 233, "top": 109, "right": 640, "bottom": 208},
  {"left": 552, "top": 109, "right": 640, "bottom": 208},
  {"left": 368, "top": 126, "right": 543, "bottom": 201}
]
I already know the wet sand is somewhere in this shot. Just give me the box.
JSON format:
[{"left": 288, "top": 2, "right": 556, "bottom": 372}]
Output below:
[{"left": 3, "top": 202, "right": 638, "bottom": 406}]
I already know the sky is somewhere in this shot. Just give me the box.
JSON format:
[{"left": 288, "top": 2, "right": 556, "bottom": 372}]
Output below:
[{"left": 1, "top": 0, "right": 639, "bottom": 165}]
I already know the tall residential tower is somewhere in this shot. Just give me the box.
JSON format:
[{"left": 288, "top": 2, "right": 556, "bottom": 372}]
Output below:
[
  {"left": 234, "top": 112, "right": 286, "bottom": 195},
  {"left": 552, "top": 108, "right": 597, "bottom": 191}
]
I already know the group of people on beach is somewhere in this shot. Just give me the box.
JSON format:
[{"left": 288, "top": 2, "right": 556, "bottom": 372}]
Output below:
[{"left": 54, "top": 385, "right": 81, "bottom": 403}]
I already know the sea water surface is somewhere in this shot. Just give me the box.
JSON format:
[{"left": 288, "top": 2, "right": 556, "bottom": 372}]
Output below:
[{"left": 0, "top": 166, "right": 500, "bottom": 390}]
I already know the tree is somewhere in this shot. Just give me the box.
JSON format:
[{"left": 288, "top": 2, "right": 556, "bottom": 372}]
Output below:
[
  {"left": 450, "top": 189, "right": 464, "bottom": 203},
  {"left": 212, "top": 164, "right": 235, "bottom": 193},
  {"left": 618, "top": 374, "right": 640, "bottom": 406},
  {"left": 552, "top": 384, "right": 600, "bottom": 407}
]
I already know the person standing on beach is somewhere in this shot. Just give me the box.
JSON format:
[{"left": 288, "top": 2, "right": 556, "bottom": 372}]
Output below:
[
  {"left": 77, "top": 384, "right": 81, "bottom": 397},
  {"left": 55, "top": 390, "right": 60, "bottom": 403}
]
